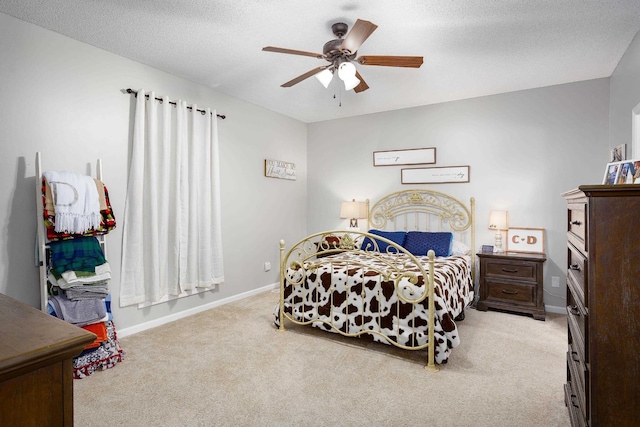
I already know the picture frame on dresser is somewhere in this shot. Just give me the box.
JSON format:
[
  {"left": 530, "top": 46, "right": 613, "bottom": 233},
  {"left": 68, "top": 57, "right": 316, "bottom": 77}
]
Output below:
[
  {"left": 602, "top": 162, "right": 620, "bottom": 184},
  {"left": 602, "top": 159, "right": 640, "bottom": 184},
  {"left": 609, "top": 143, "right": 625, "bottom": 162},
  {"left": 616, "top": 159, "right": 640, "bottom": 184},
  {"left": 506, "top": 227, "right": 545, "bottom": 253}
]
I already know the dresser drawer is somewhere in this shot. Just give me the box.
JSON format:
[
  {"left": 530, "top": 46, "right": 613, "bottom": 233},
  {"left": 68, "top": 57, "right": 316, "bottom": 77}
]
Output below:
[
  {"left": 567, "top": 244, "right": 586, "bottom": 295},
  {"left": 567, "top": 340, "right": 588, "bottom": 402},
  {"left": 567, "top": 268, "right": 586, "bottom": 309},
  {"left": 484, "top": 259, "right": 537, "bottom": 282},
  {"left": 567, "top": 203, "right": 586, "bottom": 252},
  {"left": 565, "top": 362, "right": 587, "bottom": 427},
  {"left": 484, "top": 280, "right": 536, "bottom": 306},
  {"left": 567, "top": 290, "right": 587, "bottom": 358}
]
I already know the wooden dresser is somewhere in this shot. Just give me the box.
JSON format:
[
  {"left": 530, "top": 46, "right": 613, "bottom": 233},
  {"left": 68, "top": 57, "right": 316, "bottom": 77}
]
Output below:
[
  {"left": 561, "top": 185, "right": 640, "bottom": 426},
  {"left": 0, "top": 293, "right": 95, "bottom": 426},
  {"left": 476, "top": 251, "right": 546, "bottom": 320}
]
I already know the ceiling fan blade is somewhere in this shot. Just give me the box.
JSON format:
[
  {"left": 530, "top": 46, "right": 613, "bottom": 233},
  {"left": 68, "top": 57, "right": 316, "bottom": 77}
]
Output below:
[
  {"left": 353, "top": 71, "right": 369, "bottom": 93},
  {"left": 357, "top": 55, "right": 424, "bottom": 68},
  {"left": 262, "top": 46, "right": 325, "bottom": 59},
  {"left": 281, "top": 66, "right": 328, "bottom": 87},
  {"left": 340, "top": 19, "right": 378, "bottom": 54}
]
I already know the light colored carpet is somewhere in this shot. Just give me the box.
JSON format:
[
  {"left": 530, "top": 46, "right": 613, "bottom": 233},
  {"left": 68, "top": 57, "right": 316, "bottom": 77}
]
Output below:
[{"left": 74, "top": 290, "right": 570, "bottom": 426}]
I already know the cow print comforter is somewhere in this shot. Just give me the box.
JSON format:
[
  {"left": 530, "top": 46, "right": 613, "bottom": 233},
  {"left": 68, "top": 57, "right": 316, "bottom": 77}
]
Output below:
[{"left": 274, "top": 252, "right": 474, "bottom": 364}]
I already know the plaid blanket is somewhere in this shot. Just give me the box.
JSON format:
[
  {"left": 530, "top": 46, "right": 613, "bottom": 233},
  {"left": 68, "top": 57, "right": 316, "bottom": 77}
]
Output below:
[{"left": 49, "top": 236, "right": 106, "bottom": 275}]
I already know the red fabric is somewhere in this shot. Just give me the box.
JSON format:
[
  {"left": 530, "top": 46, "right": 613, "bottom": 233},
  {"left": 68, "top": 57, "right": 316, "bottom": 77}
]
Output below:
[{"left": 81, "top": 322, "right": 108, "bottom": 349}]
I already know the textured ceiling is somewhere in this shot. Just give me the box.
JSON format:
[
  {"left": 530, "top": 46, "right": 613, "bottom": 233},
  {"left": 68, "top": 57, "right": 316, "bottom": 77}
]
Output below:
[{"left": 2, "top": 0, "right": 640, "bottom": 123}]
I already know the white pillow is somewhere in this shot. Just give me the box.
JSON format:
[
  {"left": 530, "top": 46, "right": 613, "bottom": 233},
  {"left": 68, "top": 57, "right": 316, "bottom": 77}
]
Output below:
[{"left": 451, "top": 240, "right": 471, "bottom": 256}]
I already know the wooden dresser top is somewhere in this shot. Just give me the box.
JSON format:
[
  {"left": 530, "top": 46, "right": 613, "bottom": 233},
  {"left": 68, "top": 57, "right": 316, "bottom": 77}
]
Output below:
[{"left": 0, "top": 293, "right": 95, "bottom": 382}]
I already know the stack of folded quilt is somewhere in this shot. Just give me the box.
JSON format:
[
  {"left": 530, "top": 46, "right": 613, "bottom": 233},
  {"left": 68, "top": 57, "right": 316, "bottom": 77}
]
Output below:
[{"left": 42, "top": 171, "right": 123, "bottom": 379}]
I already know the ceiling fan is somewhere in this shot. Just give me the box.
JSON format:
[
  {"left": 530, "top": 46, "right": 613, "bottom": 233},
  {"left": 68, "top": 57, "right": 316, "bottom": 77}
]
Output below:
[{"left": 262, "top": 19, "right": 423, "bottom": 93}]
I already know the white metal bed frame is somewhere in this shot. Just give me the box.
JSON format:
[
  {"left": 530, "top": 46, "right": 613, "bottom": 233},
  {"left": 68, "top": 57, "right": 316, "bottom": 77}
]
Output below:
[{"left": 277, "top": 189, "right": 475, "bottom": 372}]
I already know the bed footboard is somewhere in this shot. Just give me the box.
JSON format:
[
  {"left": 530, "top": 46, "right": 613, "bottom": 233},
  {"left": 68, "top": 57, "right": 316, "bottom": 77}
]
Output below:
[{"left": 278, "top": 231, "right": 439, "bottom": 372}]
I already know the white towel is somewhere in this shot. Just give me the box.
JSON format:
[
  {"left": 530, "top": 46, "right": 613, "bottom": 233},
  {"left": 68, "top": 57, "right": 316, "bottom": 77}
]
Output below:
[
  {"left": 49, "top": 262, "right": 112, "bottom": 289},
  {"left": 43, "top": 171, "right": 101, "bottom": 233}
]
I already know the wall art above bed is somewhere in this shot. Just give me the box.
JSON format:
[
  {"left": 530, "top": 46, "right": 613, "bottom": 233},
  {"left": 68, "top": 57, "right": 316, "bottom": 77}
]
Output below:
[
  {"left": 373, "top": 147, "right": 436, "bottom": 166},
  {"left": 401, "top": 165, "right": 470, "bottom": 184}
]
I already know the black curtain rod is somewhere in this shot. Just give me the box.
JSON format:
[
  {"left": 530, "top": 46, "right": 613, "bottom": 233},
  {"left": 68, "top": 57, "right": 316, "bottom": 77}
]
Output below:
[{"left": 125, "top": 88, "right": 226, "bottom": 119}]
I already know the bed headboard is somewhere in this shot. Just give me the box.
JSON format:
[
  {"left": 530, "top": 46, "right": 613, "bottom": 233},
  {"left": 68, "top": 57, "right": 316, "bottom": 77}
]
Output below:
[{"left": 366, "top": 189, "right": 476, "bottom": 278}]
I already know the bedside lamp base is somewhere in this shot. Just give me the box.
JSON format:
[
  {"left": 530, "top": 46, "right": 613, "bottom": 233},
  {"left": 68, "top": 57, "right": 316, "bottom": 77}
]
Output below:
[{"left": 494, "top": 232, "right": 504, "bottom": 253}]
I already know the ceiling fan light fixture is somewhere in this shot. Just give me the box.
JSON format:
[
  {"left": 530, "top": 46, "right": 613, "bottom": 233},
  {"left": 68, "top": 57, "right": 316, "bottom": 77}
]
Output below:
[
  {"left": 337, "top": 61, "right": 359, "bottom": 91},
  {"left": 337, "top": 61, "right": 356, "bottom": 79},
  {"left": 342, "top": 75, "right": 361, "bottom": 91},
  {"left": 315, "top": 68, "right": 334, "bottom": 88}
]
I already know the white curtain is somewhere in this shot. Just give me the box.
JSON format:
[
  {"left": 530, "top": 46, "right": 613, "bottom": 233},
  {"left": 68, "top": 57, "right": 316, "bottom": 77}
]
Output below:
[{"left": 120, "top": 90, "right": 224, "bottom": 307}]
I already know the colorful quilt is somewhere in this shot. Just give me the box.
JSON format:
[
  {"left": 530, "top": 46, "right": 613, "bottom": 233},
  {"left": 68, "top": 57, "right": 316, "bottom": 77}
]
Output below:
[
  {"left": 73, "top": 320, "right": 124, "bottom": 379},
  {"left": 41, "top": 177, "right": 116, "bottom": 241}
]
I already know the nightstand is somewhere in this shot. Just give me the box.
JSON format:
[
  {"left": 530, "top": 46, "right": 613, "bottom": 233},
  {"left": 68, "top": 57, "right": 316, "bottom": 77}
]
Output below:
[{"left": 476, "top": 251, "right": 546, "bottom": 320}]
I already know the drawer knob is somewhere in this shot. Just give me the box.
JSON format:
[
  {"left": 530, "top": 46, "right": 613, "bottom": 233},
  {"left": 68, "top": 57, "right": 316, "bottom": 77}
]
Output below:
[
  {"left": 501, "top": 268, "right": 518, "bottom": 273},
  {"left": 502, "top": 289, "right": 519, "bottom": 295},
  {"left": 569, "top": 264, "right": 581, "bottom": 271},
  {"left": 570, "top": 220, "right": 582, "bottom": 226},
  {"left": 570, "top": 395, "right": 580, "bottom": 409}
]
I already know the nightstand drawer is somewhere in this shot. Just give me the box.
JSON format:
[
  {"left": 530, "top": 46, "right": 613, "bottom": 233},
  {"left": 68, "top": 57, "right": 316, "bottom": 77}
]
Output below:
[
  {"left": 484, "top": 280, "right": 536, "bottom": 306},
  {"left": 484, "top": 260, "right": 537, "bottom": 282}
]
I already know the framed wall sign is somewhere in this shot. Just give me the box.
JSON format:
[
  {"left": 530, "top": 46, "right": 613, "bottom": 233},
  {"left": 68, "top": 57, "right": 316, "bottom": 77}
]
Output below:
[
  {"left": 506, "top": 227, "right": 545, "bottom": 254},
  {"left": 401, "top": 165, "right": 470, "bottom": 184},
  {"left": 373, "top": 147, "right": 436, "bottom": 166},
  {"left": 264, "top": 159, "right": 296, "bottom": 181}
]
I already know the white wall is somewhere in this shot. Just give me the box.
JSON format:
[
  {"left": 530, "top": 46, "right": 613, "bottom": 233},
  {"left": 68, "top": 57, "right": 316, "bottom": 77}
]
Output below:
[
  {"left": 610, "top": 30, "right": 640, "bottom": 158},
  {"left": 0, "top": 12, "right": 307, "bottom": 330},
  {"left": 307, "top": 79, "right": 611, "bottom": 310}
]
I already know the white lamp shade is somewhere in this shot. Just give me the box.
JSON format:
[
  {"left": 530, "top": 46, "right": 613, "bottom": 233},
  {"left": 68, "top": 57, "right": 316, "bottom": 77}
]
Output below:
[
  {"left": 340, "top": 200, "right": 367, "bottom": 219},
  {"left": 488, "top": 210, "right": 509, "bottom": 230},
  {"left": 315, "top": 68, "right": 334, "bottom": 88}
]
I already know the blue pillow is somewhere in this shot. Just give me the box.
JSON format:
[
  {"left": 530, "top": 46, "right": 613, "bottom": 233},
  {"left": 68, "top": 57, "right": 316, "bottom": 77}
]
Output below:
[
  {"left": 403, "top": 231, "right": 453, "bottom": 257},
  {"left": 361, "top": 230, "right": 406, "bottom": 252}
]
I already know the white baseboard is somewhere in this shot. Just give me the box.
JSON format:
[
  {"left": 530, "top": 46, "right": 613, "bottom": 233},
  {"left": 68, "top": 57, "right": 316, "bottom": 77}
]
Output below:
[
  {"left": 545, "top": 304, "right": 566, "bottom": 315},
  {"left": 118, "top": 282, "right": 279, "bottom": 338}
]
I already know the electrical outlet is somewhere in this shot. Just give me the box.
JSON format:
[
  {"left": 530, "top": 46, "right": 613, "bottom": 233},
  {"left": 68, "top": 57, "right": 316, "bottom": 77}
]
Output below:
[
  {"left": 264, "top": 261, "right": 271, "bottom": 272},
  {"left": 552, "top": 276, "right": 560, "bottom": 287}
]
